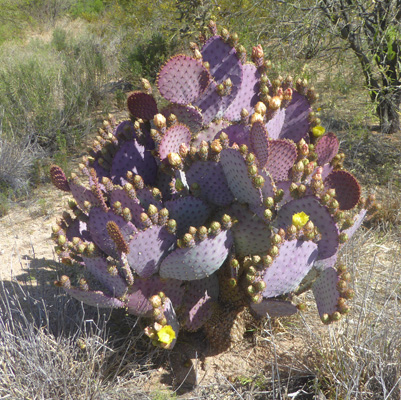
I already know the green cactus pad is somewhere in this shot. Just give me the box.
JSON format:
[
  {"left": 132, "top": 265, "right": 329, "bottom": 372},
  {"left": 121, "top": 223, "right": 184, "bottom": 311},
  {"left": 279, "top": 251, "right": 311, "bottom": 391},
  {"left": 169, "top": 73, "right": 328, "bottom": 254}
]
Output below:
[
  {"left": 261, "top": 239, "right": 318, "bottom": 297},
  {"left": 263, "top": 139, "right": 297, "bottom": 181},
  {"left": 186, "top": 160, "right": 234, "bottom": 206},
  {"left": 127, "top": 91, "right": 158, "bottom": 120},
  {"left": 126, "top": 225, "right": 176, "bottom": 277},
  {"left": 251, "top": 299, "right": 298, "bottom": 318},
  {"left": 220, "top": 148, "right": 263, "bottom": 206},
  {"left": 157, "top": 54, "right": 211, "bottom": 105},
  {"left": 274, "top": 196, "right": 339, "bottom": 259},
  {"left": 159, "top": 123, "right": 192, "bottom": 161},
  {"left": 324, "top": 170, "right": 361, "bottom": 210},
  {"left": 159, "top": 229, "right": 233, "bottom": 280},
  {"left": 315, "top": 132, "right": 339, "bottom": 166}
]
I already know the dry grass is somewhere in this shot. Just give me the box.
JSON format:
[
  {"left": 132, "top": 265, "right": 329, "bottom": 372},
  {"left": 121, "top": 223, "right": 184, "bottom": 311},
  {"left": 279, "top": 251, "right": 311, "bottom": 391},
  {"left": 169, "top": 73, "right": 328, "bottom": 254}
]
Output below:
[
  {"left": 307, "top": 228, "right": 401, "bottom": 399},
  {"left": 0, "top": 280, "right": 162, "bottom": 400},
  {"left": 255, "top": 228, "right": 401, "bottom": 400}
]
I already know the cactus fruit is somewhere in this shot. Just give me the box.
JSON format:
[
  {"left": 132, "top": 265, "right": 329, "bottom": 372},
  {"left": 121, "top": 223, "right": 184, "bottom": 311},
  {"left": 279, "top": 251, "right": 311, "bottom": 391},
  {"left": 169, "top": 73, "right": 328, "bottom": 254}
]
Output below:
[{"left": 51, "top": 22, "right": 373, "bottom": 351}]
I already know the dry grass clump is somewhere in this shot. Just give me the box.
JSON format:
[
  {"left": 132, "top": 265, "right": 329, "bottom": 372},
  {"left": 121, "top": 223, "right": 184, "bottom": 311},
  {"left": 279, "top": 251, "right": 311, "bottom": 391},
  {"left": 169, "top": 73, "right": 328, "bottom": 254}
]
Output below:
[
  {"left": 0, "top": 280, "right": 161, "bottom": 399},
  {"left": 303, "top": 229, "right": 401, "bottom": 399}
]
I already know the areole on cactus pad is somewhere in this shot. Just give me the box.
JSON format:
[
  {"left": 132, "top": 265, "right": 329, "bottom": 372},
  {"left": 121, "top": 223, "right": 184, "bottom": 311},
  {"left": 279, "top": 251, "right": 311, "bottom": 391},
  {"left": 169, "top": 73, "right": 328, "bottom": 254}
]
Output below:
[{"left": 50, "top": 21, "right": 380, "bottom": 351}]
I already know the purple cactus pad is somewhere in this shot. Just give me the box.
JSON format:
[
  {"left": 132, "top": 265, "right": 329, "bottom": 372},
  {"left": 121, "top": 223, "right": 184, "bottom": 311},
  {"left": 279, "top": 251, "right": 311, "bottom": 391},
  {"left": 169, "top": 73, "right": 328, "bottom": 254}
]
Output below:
[
  {"left": 224, "top": 63, "right": 260, "bottom": 121},
  {"left": 165, "top": 196, "right": 211, "bottom": 236},
  {"left": 263, "top": 139, "right": 297, "bottom": 181},
  {"left": 214, "top": 123, "right": 250, "bottom": 148},
  {"left": 125, "top": 276, "right": 184, "bottom": 316},
  {"left": 127, "top": 91, "right": 158, "bottom": 120},
  {"left": 82, "top": 256, "right": 128, "bottom": 297},
  {"left": 88, "top": 207, "right": 136, "bottom": 258},
  {"left": 315, "top": 132, "right": 339, "bottom": 166},
  {"left": 261, "top": 239, "right": 318, "bottom": 298},
  {"left": 251, "top": 299, "right": 298, "bottom": 318},
  {"left": 220, "top": 148, "right": 263, "bottom": 207},
  {"left": 158, "top": 123, "right": 192, "bottom": 161},
  {"left": 162, "top": 104, "right": 203, "bottom": 133},
  {"left": 111, "top": 140, "right": 157, "bottom": 186},
  {"left": 324, "top": 170, "right": 361, "bottom": 210},
  {"left": 186, "top": 160, "right": 234, "bottom": 207},
  {"left": 265, "top": 108, "right": 286, "bottom": 140},
  {"left": 126, "top": 225, "right": 176, "bottom": 277},
  {"left": 157, "top": 55, "right": 211, "bottom": 105},
  {"left": 274, "top": 196, "right": 339, "bottom": 259},
  {"left": 159, "top": 230, "right": 233, "bottom": 280},
  {"left": 280, "top": 91, "right": 311, "bottom": 142},
  {"left": 64, "top": 287, "right": 124, "bottom": 309},
  {"left": 312, "top": 266, "right": 340, "bottom": 319}
]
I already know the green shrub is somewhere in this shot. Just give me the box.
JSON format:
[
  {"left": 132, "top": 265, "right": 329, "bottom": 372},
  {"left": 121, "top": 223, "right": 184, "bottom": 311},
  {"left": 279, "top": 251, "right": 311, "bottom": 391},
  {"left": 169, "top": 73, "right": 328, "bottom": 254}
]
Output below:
[
  {"left": 121, "top": 32, "right": 179, "bottom": 82},
  {"left": 51, "top": 27, "right": 68, "bottom": 52},
  {"left": 0, "top": 192, "right": 10, "bottom": 217},
  {"left": 0, "top": 28, "right": 110, "bottom": 192},
  {"left": 69, "top": 0, "right": 106, "bottom": 20},
  {"left": 0, "top": 32, "right": 106, "bottom": 148}
]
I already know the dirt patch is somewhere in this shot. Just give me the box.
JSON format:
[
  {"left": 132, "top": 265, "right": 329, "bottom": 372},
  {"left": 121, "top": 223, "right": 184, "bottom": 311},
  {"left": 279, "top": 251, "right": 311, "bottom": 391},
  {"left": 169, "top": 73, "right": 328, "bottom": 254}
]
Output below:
[{"left": 0, "top": 185, "right": 70, "bottom": 281}]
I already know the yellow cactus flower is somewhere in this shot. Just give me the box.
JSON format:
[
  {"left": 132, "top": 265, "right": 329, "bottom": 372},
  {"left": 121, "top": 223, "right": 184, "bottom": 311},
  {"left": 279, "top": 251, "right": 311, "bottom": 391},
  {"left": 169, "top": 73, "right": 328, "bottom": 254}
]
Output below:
[
  {"left": 312, "top": 125, "right": 325, "bottom": 137},
  {"left": 157, "top": 325, "right": 176, "bottom": 345},
  {"left": 292, "top": 212, "right": 310, "bottom": 228}
]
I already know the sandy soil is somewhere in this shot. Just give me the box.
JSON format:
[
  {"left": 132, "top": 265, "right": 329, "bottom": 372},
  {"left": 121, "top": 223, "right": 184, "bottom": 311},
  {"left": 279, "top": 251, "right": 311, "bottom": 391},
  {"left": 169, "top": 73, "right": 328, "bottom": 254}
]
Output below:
[{"left": 0, "top": 185, "right": 71, "bottom": 281}]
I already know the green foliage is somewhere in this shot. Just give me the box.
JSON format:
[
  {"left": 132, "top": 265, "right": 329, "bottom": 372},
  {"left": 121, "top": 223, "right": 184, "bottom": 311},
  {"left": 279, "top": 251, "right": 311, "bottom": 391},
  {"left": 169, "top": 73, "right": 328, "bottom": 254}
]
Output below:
[
  {"left": 0, "top": 30, "right": 106, "bottom": 151},
  {"left": 51, "top": 27, "right": 68, "bottom": 51},
  {"left": 121, "top": 32, "right": 179, "bottom": 82},
  {"left": 69, "top": 0, "right": 106, "bottom": 21},
  {"left": 0, "top": 0, "right": 33, "bottom": 45},
  {"left": 0, "top": 191, "right": 10, "bottom": 217},
  {"left": 0, "top": 25, "right": 111, "bottom": 192},
  {"left": 150, "top": 390, "right": 177, "bottom": 400}
]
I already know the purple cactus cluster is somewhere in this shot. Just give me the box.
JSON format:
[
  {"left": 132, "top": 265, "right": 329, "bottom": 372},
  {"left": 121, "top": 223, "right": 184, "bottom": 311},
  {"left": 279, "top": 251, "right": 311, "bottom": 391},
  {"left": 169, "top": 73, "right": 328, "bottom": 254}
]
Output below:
[{"left": 50, "top": 22, "right": 378, "bottom": 350}]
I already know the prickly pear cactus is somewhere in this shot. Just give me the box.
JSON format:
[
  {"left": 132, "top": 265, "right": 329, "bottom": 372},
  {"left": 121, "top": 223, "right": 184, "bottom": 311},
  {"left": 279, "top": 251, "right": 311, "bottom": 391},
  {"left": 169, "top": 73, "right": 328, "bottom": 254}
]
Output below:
[{"left": 51, "top": 21, "right": 378, "bottom": 351}]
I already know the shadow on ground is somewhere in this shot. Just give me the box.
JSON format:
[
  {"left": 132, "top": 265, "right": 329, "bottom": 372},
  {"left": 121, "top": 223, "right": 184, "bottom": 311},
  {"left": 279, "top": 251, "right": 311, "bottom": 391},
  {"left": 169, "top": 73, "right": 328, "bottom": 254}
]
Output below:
[{"left": 0, "top": 255, "right": 324, "bottom": 399}]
